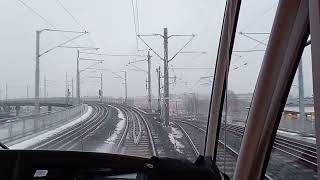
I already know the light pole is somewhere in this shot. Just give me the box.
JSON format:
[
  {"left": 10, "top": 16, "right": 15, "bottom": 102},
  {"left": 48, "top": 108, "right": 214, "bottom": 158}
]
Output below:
[
  {"left": 156, "top": 66, "right": 161, "bottom": 113},
  {"left": 34, "top": 29, "right": 88, "bottom": 113}
]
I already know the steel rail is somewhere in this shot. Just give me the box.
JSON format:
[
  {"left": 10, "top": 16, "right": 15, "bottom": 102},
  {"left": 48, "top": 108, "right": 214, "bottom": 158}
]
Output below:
[
  {"left": 173, "top": 121, "right": 199, "bottom": 156},
  {"left": 225, "top": 124, "right": 317, "bottom": 167},
  {"left": 115, "top": 106, "right": 130, "bottom": 152},
  {"left": 32, "top": 105, "right": 108, "bottom": 150},
  {"left": 128, "top": 106, "right": 157, "bottom": 156},
  {"left": 175, "top": 120, "right": 273, "bottom": 180}
]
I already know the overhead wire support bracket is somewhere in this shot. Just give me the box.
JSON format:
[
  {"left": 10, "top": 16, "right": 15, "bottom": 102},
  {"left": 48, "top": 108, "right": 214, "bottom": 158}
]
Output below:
[
  {"left": 180, "top": 51, "right": 207, "bottom": 54},
  {"left": 128, "top": 59, "right": 147, "bottom": 64},
  {"left": 39, "top": 32, "right": 88, "bottom": 57},
  {"left": 42, "top": 29, "right": 88, "bottom": 34},
  {"left": 111, "top": 72, "right": 124, "bottom": 80},
  {"left": 169, "top": 35, "right": 196, "bottom": 62},
  {"left": 239, "top": 32, "right": 267, "bottom": 46},
  {"left": 79, "top": 58, "right": 104, "bottom": 62},
  {"left": 168, "top": 34, "right": 196, "bottom": 38},
  {"left": 58, "top": 46, "right": 98, "bottom": 50},
  {"left": 80, "top": 62, "right": 103, "bottom": 73},
  {"left": 233, "top": 49, "right": 265, "bottom": 52},
  {"left": 238, "top": 32, "right": 270, "bottom": 35},
  {"left": 79, "top": 52, "right": 146, "bottom": 57},
  {"left": 137, "top": 35, "right": 164, "bottom": 60},
  {"left": 127, "top": 63, "right": 147, "bottom": 73}
]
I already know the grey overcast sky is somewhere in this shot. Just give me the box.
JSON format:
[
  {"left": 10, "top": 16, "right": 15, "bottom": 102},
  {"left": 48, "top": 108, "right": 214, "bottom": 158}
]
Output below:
[{"left": 0, "top": 0, "right": 313, "bottom": 99}]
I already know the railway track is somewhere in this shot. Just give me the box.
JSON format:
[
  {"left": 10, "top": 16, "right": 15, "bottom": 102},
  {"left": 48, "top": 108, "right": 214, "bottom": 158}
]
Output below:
[
  {"left": 225, "top": 124, "right": 317, "bottom": 169},
  {"left": 175, "top": 119, "right": 317, "bottom": 169},
  {"left": 112, "top": 104, "right": 156, "bottom": 157},
  {"left": 173, "top": 120, "right": 273, "bottom": 179},
  {"left": 30, "top": 104, "right": 109, "bottom": 150}
]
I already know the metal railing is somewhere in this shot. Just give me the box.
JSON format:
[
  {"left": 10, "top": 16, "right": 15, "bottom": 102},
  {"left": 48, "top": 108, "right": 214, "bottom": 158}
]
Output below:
[
  {"left": 0, "top": 104, "right": 87, "bottom": 143},
  {"left": 0, "top": 97, "right": 78, "bottom": 106}
]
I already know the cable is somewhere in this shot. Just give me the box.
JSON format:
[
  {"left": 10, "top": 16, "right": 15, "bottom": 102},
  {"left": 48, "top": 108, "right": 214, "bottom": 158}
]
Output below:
[
  {"left": 239, "top": 33, "right": 267, "bottom": 46},
  {"left": 240, "top": 1, "right": 278, "bottom": 32},
  {"left": 55, "top": 0, "right": 86, "bottom": 31},
  {"left": 17, "top": 0, "right": 57, "bottom": 29},
  {"left": 169, "top": 36, "right": 195, "bottom": 61},
  {"left": 55, "top": 0, "right": 98, "bottom": 48},
  {"left": 17, "top": 0, "right": 83, "bottom": 47}
]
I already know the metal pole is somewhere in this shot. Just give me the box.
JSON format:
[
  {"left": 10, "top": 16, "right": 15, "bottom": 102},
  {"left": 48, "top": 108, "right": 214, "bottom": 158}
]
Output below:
[
  {"left": 65, "top": 72, "right": 68, "bottom": 98},
  {"left": 157, "top": 66, "right": 161, "bottom": 112},
  {"left": 298, "top": 61, "right": 306, "bottom": 133},
  {"left": 71, "top": 78, "right": 74, "bottom": 98},
  {"left": 176, "top": 100, "right": 178, "bottom": 115},
  {"left": 163, "top": 28, "right": 169, "bottom": 126},
  {"left": 35, "top": 30, "right": 41, "bottom": 113},
  {"left": 27, "top": 85, "right": 29, "bottom": 98},
  {"left": 100, "top": 73, "right": 103, "bottom": 102},
  {"left": 125, "top": 71, "right": 128, "bottom": 103},
  {"left": 6, "top": 83, "right": 8, "bottom": 100},
  {"left": 147, "top": 51, "right": 152, "bottom": 111},
  {"left": 44, "top": 76, "right": 46, "bottom": 98},
  {"left": 76, "top": 50, "right": 81, "bottom": 104}
]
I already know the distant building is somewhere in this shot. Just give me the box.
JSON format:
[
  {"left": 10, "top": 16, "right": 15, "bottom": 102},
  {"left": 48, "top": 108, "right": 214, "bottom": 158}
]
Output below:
[{"left": 283, "top": 106, "right": 315, "bottom": 120}]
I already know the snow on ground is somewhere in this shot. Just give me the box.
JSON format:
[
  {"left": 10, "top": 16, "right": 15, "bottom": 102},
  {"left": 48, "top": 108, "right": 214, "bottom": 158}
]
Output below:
[
  {"left": 96, "top": 105, "right": 126, "bottom": 153},
  {"left": 168, "top": 123, "right": 185, "bottom": 154},
  {"left": 9, "top": 106, "right": 93, "bottom": 149},
  {"left": 277, "top": 129, "right": 316, "bottom": 144},
  {"left": 277, "top": 130, "right": 298, "bottom": 136}
]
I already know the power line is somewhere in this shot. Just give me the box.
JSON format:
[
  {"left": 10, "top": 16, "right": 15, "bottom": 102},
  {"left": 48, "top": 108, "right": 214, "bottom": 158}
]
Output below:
[
  {"left": 54, "top": 0, "right": 98, "bottom": 48},
  {"left": 17, "top": 0, "right": 85, "bottom": 47},
  {"left": 17, "top": 0, "right": 57, "bottom": 29},
  {"left": 240, "top": 1, "right": 278, "bottom": 32},
  {"left": 55, "top": 0, "right": 86, "bottom": 31},
  {"left": 233, "top": 49, "right": 265, "bottom": 53},
  {"left": 239, "top": 32, "right": 267, "bottom": 46},
  {"left": 240, "top": 32, "right": 270, "bottom": 35}
]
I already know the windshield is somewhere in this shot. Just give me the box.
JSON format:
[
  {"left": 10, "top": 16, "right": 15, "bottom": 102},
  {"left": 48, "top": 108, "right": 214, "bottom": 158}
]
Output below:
[
  {"left": 0, "top": 0, "right": 225, "bottom": 161},
  {"left": 0, "top": 1, "right": 318, "bottom": 179}
]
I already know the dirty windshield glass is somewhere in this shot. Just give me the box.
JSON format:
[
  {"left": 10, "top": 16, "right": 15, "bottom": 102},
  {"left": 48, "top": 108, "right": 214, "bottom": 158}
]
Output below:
[{"left": 0, "top": 0, "right": 225, "bottom": 161}]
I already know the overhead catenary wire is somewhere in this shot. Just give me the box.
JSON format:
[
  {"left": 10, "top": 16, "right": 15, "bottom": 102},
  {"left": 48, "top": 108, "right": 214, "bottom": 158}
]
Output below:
[
  {"left": 17, "top": 0, "right": 84, "bottom": 47},
  {"left": 239, "top": 1, "right": 278, "bottom": 32},
  {"left": 239, "top": 32, "right": 267, "bottom": 46},
  {"left": 17, "top": 0, "right": 57, "bottom": 29},
  {"left": 55, "top": 0, "right": 86, "bottom": 31},
  {"left": 54, "top": 0, "right": 98, "bottom": 48}
]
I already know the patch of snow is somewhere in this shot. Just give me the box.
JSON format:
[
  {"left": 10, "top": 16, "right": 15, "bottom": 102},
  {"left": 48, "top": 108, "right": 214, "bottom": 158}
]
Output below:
[
  {"left": 277, "top": 129, "right": 316, "bottom": 144},
  {"left": 305, "top": 137, "right": 316, "bottom": 141},
  {"left": 9, "top": 106, "right": 92, "bottom": 149},
  {"left": 96, "top": 105, "right": 126, "bottom": 153},
  {"left": 168, "top": 126, "right": 185, "bottom": 154},
  {"left": 277, "top": 130, "right": 299, "bottom": 136}
]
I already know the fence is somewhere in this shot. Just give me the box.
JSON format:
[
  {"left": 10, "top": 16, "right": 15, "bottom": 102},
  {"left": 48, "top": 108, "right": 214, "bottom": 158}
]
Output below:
[{"left": 0, "top": 104, "right": 87, "bottom": 143}]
